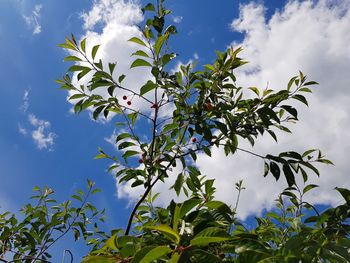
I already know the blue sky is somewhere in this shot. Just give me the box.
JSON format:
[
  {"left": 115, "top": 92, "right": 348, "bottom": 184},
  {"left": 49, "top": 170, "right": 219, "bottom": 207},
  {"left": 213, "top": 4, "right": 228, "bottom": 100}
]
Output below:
[{"left": 1, "top": 0, "right": 350, "bottom": 261}]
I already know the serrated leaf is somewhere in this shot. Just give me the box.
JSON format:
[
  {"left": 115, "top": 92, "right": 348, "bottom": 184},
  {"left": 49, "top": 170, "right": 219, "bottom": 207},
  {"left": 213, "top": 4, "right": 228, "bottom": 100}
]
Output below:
[
  {"left": 191, "top": 227, "right": 231, "bottom": 246},
  {"left": 144, "top": 225, "right": 180, "bottom": 245},
  {"left": 179, "top": 198, "right": 201, "bottom": 218}
]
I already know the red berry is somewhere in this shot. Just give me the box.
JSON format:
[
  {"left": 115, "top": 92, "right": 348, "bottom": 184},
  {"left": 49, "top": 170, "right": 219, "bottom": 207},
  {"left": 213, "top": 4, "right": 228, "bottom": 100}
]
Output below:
[
  {"left": 123, "top": 95, "right": 127, "bottom": 100},
  {"left": 138, "top": 158, "right": 144, "bottom": 164},
  {"left": 142, "top": 152, "right": 146, "bottom": 157},
  {"left": 204, "top": 103, "right": 213, "bottom": 111},
  {"left": 150, "top": 103, "right": 158, "bottom": 109},
  {"left": 127, "top": 101, "right": 132, "bottom": 106},
  {"left": 192, "top": 138, "right": 197, "bottom": 143}
]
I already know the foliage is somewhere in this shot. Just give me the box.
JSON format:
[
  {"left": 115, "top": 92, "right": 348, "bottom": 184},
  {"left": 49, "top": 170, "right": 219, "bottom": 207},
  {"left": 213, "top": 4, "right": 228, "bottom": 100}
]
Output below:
[
  {"left": 54, "top": 0, "right": 350, "bottom": 262},
  {"left": 0, "top": 181, "right": 105, "bottom": 262}
]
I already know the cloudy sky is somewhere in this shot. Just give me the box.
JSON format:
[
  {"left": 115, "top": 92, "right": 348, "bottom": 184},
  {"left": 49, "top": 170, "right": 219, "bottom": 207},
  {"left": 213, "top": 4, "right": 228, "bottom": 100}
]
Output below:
[{"left": 1, "top": 0, "right": 350, "bottom": 260}]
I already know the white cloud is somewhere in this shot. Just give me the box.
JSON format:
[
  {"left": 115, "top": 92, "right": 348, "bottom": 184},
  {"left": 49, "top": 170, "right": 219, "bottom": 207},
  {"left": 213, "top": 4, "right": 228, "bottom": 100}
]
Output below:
[
  {"left": 18, "top": 91, "right": 57, "bottom": 151},
  {"left": 18, "top": 123, "right": 27, "bottom": 136},
  {"left": 23, "top": 4, "right": 42, "bottom": 35},
  {"left": 194, "top": 0, "right": 350, "bottom": 218},
  {"left": 173, "top": 16, "right": 183, "bottom": 24},
  {"left": 19, "top": 90, "right": 30, "bottom": 113},
  {"left": 67, "top": 0, "right": 156, "bottom": 119},
  {"left": 116, "top": 0, "right": 350, "bottom": 219},
  {"left": 28, "top": 114, "right": 56, "bottom": 151}
]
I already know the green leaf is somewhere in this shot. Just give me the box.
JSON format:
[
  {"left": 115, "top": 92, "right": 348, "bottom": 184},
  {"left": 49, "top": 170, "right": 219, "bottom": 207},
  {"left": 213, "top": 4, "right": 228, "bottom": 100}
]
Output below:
[
  {"left": 140, "top": 81, "right": 157, "bottom": 95},
  {"left": 122, "top": 150, "right": 139, "bottom": 160},
  {"left": 186, "top": 249, "right": 222, "bottom": 263},
  {"left": 116, "top": 133, "right": 133, "bottom": 142},
  {"left": 69, "top": 93, "right": 86, "bottom": 100},
  {"left": 270, "top": 162, "right": 280, "bottom": 181},
  {"left": 132, "top": 246, "right": 171, "bottom": 263},
  {"left": 131, "top": 59, "right": 152, "bottom": 68},
  {"left": 77, "top": 68, "right": 91, "bottom": 80},
  {"left": 263, "top": 162, "right": 269, "bottom": 177},
  {"left": 163, "top": 123, "right": 177, "bottom": 133},
  {"left": 142, "top": 3, "right": 155, "bottom": 13},
  {"left": 205, "top": 201, "right": 231, "bottom": 213},
  {"left": 68, "top": 65, "right": 89, "bottom": 72},
  {"left": 128, "top": 37, "right": 148, "bottom": 47},
  {"left": 179, "top": 198, "right": 202, "bottom": 219},
  {"left": 154, "top": 34, "right": 168, "bottom": 57},
  {"left": 335, "top": 187, "right": 350, "bottom": 206},
  {"left": 282, "top": 164, "right": 295, "bottom": 187},
  {"left": 287, "top": 76, "right": 297, "bottom": 91},
  {"left": 132, "top": 50, "right": 150, "bottom": 58},
  {"left": 153, "top": 16, "right": 165, "bottom": 33},
  {"left": 173, "top": 173, "right": 184, "bottom": 196},
  {"left": 82, "top": 256, "right": 116, "bottom": 263},
  {"left": 80, "top": 38, "right": 86, "bottom": 53},
  {"left": 191, "top": 227, "right": 231, "bottom": 246},
  {"left": 64, "top": 56, "right": 82, "bottom": 62},
  {"left": 303, "top": 81, "right": 318, "bottom": 86},
  {"left": 108, "top": 63, "right": 116, "bottom": 75},
  {"left": 58, "top": 43, "right": 76, "bottom": 51},
  {"left": 167, "top": 253, "right": 180, "bottom": 263},
  {"left": 144, "top": 225, "right": 180, "bottom": 245},
  {"left": 92, "top": 45, "right": 100, "bottom": 60},
  {"left": 303, "top": 184, "right": 319, "bottom": 194},
  {"left": 172, "top": 204, "right": 181, "bottom": 231},
  {"left": 94, "top": 153, "right": 107, "bottom": 159},
  {"left": 118, "top": 141, "right": 136, "bottom": 150},
  {"left": 248, "top": 87, "right": 260, "bottom": 96},
  {"left": 118, "top": 74, "right": 126, "bottom": 83},
  {"left": 102, "top": 233, "right": 118, "bottom": 251},
  {"left": 292, "top": 94, "right": 308, "bottom": 106}
]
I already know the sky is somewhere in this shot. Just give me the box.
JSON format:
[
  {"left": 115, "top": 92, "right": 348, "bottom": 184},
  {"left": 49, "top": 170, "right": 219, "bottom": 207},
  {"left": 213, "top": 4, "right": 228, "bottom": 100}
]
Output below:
[{"left": 1, "top": 0, "right": 350, "bottom": 261}]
